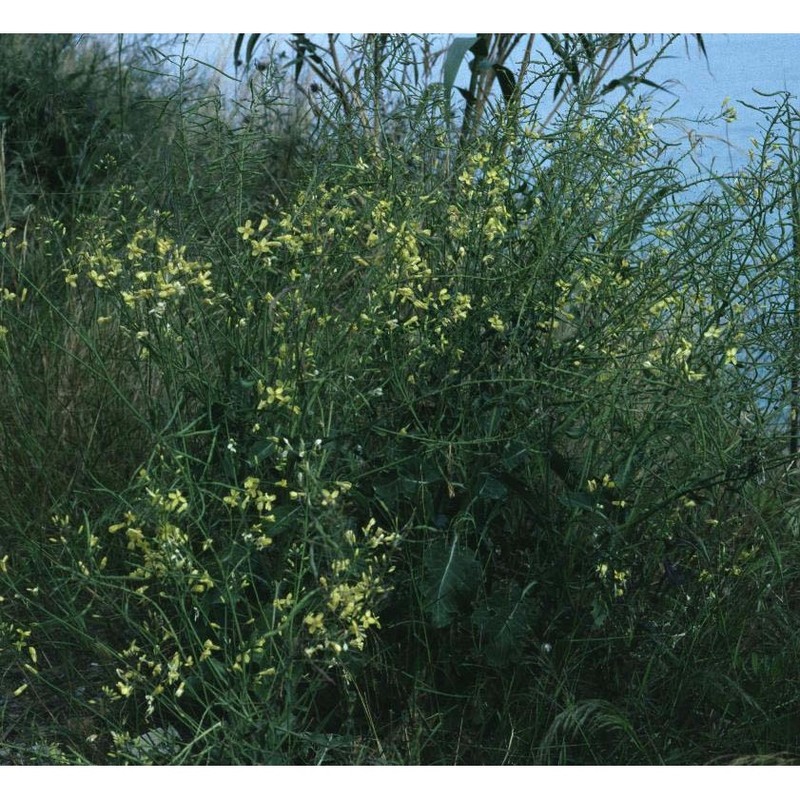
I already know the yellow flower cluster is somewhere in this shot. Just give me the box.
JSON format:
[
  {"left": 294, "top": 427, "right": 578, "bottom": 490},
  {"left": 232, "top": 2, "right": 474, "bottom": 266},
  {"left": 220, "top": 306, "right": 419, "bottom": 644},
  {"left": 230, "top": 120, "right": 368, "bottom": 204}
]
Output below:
[
  {"left": 214, "top": 433, "right": 401, "bottom": 665},
  {"left": 61, "top": 198, "right": 219, "bottom": 358},
  {"left": 104, "top": 636, "right": 194, "bottom": 708},
  {"left": 596, "top": 562, "right": 629, "bottom": 598},
  {"left": 222, "top": 475, "right": 277, "bottom": 550},
  {"left": 107, "top": 470, "right": 213, "bottom": 589},
  {"left": 305, "top": 517, "right": 400, "bottom": 657}
]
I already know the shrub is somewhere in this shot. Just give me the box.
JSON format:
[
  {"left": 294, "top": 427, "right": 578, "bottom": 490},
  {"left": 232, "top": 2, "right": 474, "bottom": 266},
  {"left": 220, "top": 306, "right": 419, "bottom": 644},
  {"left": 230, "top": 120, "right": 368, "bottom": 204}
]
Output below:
[{"left": 1, "top": 34, "right": 800, "bottom": 765}]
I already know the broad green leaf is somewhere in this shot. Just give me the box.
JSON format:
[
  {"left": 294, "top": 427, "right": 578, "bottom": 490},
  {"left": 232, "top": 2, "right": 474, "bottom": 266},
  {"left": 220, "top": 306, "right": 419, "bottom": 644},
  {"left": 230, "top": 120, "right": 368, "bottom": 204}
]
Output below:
[
  {"left": 471, "top": 581, "right": 536, "bottom": 668},
  {"left": 493, "top": 64, "right": 516, "bottom": 102},
  {"left": 443, "top": 36, "right": 479, "bottom": 102},
  {"left": 422, "top": 537, "right": 481, "bottom": 628}
]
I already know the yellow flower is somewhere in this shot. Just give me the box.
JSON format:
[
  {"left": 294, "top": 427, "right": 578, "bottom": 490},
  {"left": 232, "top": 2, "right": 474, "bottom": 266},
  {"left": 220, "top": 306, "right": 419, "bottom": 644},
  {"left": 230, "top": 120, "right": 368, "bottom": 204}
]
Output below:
[
  {"left": 190, "top": 570, "right": 215, "bottom": 593},
  {"left": 87, "top": 269, "right": 107, "bottom": 288},
  {"left": 304, "top": 612, "right": 325, "bottom": 635},
  {"left": 487, "top": 313, "right": 505, "bottom": 333},
  {"left": 199, "top": 639, "right": 221, "bottom": 661},
  {"left": 167, "top": 489, "right": 189, "bottom": 514},
  {"left": 237, "top": 220, "right": 255, "bottom": 240},
  {"left": 222, "top": 488, "right": 241, "bottom": 508},
  {"left": 273, "top": 593, "right": 294, "bottom": 611}
]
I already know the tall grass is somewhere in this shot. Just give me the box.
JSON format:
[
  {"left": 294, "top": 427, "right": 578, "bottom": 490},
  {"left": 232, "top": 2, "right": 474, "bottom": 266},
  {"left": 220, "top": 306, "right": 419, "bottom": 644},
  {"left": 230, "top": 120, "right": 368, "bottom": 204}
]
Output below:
[{"left": 1, "top": 33, "right": 800, "bottom": 765}]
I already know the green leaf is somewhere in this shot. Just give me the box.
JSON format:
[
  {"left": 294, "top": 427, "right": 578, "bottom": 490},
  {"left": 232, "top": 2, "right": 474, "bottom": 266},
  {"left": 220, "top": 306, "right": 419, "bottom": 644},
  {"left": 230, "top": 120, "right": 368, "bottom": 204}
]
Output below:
[
  {"left": 552, "top": 70, "right": 568, "bottom": 102},
  {"left": 457, "top": 86, "right": 477, "bottom": 108},
  {"left": 600, "top": 72, "right": 674, "bottom": 97},
  {"left": 501, "top": 439, "right": 530, "bottom": 471},
  {"left": 247, "top": 437, "right": 277, "bottom": 464},
  {"left": 443, "top": 36, "right": 479, "bottom": 102},
  {"left": 469, "top": 35, "right": 491, "bottom": 60},
  {"left": 373, "top": 475, "right": 418, "bottom": 505},
  {"left": 562, "top": 425, "right": 589, "bottom": 439},
  {"left": 290, "top": 34, "right": 323, "bottom": 82},
  {"left": 591, "top": 596, "right": 609, "bottom": 629},
  {"left": 290, "top": 34, "right": 306, "bottom": 82},
  {"left": 541, "top": 34, "right": 564, "bottom": 59},
  {"left": 578, "top": 34, "right": 596, "bottom": 60},
  {"left": 543, "top": 34, "right": 580, "bottom": 88},
  {"left": 478, "top": 473, "right": 508, "bottom": 501},
  {"left": 422, "top": 537, "right": 481, "bottom": 628},
  {"left": 245, "top": 34, "right": 261, "bottom": 69},
  {"left": 233, "top": 34, "right": 245, "bottom": 69},
  {"left": 233, "top": 34, "right": 261, "bottom": 71},
  {"left": 693, "top": 33, "right": 708, "bottom": 63},
  {"left": 471, "top": 581, "right": 536, "bottom": 668},
  {"left": 294, "top": 34, "right": 323, "bottom": 66},
  {"left": 493, "top": 64, "right": 516, "bottom": 103},
  {"left": 559, "top": 491, "right": 598, "bottom": 512}
]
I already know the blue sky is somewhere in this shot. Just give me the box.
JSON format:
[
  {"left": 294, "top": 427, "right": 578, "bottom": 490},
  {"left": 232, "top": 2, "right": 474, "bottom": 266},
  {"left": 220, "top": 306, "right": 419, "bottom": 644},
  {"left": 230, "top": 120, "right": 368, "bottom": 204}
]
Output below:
[{"left": 9, "top": 3, "right": 800, "bottom": 34}]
